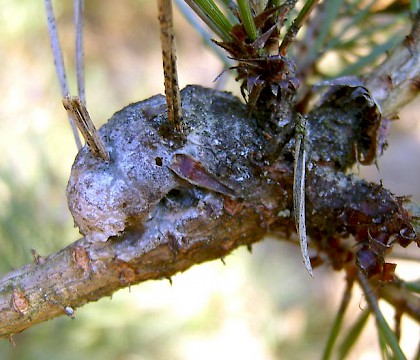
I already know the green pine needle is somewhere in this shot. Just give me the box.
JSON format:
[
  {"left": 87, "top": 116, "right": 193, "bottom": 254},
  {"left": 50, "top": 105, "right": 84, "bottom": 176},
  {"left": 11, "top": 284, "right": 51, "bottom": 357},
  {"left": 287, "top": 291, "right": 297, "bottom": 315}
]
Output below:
[
  {"left": 322, "top": 280, "right": 353, "bottom": 360},
  {"left": 338, "top": 35, "right": 403, "bottom": 76},
  {"left": 338, "top": 310, "right": 370, "bottom": 359},
  {"left": 237, "top": 0, "right": 258, "bottom": 41},
  {"left": 358, "top": 272, "right": 407, "bottom": 360},
  {"left": 185, "top": 0, "right": 234, "bottom": 41},
  {"left": 403, "top": 280, "right": 420, "bottom": 293}
]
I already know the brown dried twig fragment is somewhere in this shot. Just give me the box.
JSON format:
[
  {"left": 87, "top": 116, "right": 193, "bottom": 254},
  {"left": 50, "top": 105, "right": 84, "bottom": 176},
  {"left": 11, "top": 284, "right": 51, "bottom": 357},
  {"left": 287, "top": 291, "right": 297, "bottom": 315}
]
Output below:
[
  {"left": 62, "top": 96, "right": 109, "bottom": 161},
  {"left": 158, "top": 0, "right": 183, "bottom": 133}
]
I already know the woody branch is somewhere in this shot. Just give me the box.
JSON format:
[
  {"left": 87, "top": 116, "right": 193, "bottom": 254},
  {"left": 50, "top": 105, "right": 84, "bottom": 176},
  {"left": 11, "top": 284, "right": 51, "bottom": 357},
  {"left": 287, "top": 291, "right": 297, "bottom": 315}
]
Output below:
[{"left": 0, "top": 10, "right": 419, "bottom": 340}]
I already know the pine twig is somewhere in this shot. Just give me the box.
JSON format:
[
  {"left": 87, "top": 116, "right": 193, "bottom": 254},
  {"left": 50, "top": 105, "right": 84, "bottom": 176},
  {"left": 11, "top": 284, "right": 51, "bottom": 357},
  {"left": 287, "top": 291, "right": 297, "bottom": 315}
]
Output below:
[{"left": 364, "top": 10, "right": 420, "bottom": 118}]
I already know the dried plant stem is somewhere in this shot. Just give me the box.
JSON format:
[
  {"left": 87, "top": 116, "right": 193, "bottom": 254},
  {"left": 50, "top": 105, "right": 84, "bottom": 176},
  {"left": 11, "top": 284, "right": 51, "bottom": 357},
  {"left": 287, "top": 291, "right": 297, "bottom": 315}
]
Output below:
[
  {"left": 158, "top": 0, "right": 183, "bottom": 133},
  {"left": 293, "top": 116, "right": 313, "bottom": 276},
  {"left": 74, "top": 0, "right": 86, "bottom": 105},
  {"left": 62, "top": 96, "right": 109, "bottom": 161},
  {"left": 45, "top": 0, "right": 82, "bottom": 149}
]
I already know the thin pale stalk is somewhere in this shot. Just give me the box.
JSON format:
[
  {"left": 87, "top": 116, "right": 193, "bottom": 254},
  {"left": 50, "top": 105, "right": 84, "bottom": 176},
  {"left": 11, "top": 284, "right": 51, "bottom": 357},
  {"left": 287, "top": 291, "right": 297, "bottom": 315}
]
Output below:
[
  {"left": 293, "top": 116, "right": 313, "bottom": 276},
  {"left": 45, "top": 0, "right": 82, "bottom": 149},
  {"left": 74, "top": 0, "right": 86, "bottom": 105},
  {"left": 45, "top": 0, "right": 69, "bottom": 97}
]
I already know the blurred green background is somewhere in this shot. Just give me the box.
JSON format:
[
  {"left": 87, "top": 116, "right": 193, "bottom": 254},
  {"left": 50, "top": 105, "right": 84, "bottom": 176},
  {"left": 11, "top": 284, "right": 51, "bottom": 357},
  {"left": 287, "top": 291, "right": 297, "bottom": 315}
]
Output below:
[{"left": 0, "top": 1, "right": 419, "bottom": 359}]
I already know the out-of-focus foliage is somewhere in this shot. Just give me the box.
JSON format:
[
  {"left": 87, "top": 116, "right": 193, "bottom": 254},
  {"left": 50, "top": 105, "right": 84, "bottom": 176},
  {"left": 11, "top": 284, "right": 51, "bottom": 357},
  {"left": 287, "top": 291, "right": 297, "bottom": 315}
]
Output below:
[
  {"left": 0, "top": 2, "right": 78, "bottom": 271},
  {"left": 0, "top": 1, "right": 419, "bottom": 359}
]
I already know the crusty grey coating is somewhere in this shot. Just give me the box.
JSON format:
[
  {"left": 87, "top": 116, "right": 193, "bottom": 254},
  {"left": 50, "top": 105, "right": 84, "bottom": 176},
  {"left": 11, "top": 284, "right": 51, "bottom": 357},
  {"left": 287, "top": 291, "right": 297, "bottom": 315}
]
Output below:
[{"left": 67, "top": 85, "right": 266, "bottom": 242}]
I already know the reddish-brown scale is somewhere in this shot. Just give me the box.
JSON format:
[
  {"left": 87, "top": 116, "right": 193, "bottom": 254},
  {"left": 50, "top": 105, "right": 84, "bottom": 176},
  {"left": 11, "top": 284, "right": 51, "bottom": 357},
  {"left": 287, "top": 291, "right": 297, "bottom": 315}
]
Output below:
[
  {"left": 169, "top": 153, "right": 237, "bottom": 198},
  {"left": 303, "top": 166, "right": 418, "bottom": 275}
]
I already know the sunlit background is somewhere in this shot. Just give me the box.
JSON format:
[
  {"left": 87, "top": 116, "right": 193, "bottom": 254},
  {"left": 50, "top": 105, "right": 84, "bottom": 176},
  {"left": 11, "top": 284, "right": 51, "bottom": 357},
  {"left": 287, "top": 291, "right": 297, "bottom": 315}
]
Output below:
[{"left": 0, "top": 1, "right": 419, "bottom": 359}]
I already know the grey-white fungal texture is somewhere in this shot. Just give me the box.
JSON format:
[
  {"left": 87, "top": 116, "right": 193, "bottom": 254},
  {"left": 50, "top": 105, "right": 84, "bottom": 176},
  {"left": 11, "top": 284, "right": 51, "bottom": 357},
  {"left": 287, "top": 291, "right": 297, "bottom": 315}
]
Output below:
[{"left": 67, "top": 85, "right": 265, "bottom": 242}]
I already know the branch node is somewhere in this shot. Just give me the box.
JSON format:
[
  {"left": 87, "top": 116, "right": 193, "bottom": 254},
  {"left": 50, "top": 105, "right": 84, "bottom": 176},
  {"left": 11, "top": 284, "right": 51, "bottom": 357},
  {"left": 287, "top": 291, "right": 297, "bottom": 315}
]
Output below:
[
  {"left": 72, "top": 246, "right": 91, "bottom": 274},
  {"left": 12, "top": 289, "right": 30, "bottom": 316},
  {"left": 31, "top": 249, "right": 45, "bottom": 265}
]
